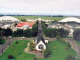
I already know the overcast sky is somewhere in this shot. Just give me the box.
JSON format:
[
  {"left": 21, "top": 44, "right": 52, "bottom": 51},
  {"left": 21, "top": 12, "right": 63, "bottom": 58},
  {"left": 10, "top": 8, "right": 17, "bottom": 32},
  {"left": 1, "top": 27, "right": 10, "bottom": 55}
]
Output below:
[{"left": 0, "top": 0, "right": 80, "bottom": 15}]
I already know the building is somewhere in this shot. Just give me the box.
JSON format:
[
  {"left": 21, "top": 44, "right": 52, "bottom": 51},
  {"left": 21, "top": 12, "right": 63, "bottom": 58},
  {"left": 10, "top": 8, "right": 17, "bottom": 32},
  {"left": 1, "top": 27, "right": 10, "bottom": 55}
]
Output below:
[
  {"left": 27, "top": 18, "right": 53, "bottom": 22},
  {"left": 13, "top": 25, "right": 29, "bottom": 31},
  {"left": 0, "top": 16, "right": 20, "bottom": 24},
  {"left": 17, "top": 22, "right": 35, "bottom": 29},
  {"left": 59, "top": 17, "right": 80, "bottom": 23},
  {"left": 2, "top": 24, "right": 11, "bottom": 29},
  {"left": 34, "top": 35, "right": 48, "bottom": 51}
]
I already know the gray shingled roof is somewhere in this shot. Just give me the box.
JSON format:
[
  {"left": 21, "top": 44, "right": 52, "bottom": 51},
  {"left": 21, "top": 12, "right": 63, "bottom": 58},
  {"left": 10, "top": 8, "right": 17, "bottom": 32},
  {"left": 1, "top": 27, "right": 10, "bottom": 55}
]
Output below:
[{"left": 37, "top": 35, "right": 45, "bottom": 44}]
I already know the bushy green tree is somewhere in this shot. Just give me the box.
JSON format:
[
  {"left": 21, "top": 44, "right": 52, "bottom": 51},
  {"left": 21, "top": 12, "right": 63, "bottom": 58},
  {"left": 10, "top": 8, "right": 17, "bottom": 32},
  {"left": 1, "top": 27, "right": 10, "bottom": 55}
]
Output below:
[
  {"left": 4, "top": 28, "right": 12, "bottom": 37},
  {"left": 73, "top": 29, "right": 80, "bottom": 40},
  {"left": 14, "top": 23, "right": 17, "bottom": 26},
  {"left": 56, "top": 35, "right": 61, "bottom": 41},
  {"left": 0, "top": 38, "right": 5, "bottom": 44},
  {"left": 13, "top": 29, "right": 23, "bottom": 37},
  {"left": 23, "top": 29, "right": 32, "bottom": 37},
  {"left": 60, "top": 38, "right": 65, "bottom": 43},
  {"left": 0, "top": 31, "right": 4, "bottom": 37},
  {"left": 29, "top": 41, "right": 35, "bottom": 50},
  {"left": 67, "top": 42, "right": 71, "bottom": 47},
  {"left": 65, "top": 46, "right": 68, "bottom": 50},
  {"left": 58, "top": 28, "right": 69, "bottom": 38}
]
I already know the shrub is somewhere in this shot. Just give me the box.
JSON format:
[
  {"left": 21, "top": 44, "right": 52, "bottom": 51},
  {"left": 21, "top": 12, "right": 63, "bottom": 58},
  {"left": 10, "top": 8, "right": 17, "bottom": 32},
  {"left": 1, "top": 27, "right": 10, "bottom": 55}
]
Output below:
[
  {"left": 44, "top": 52, "right": 48, "bottom": 58},
  {"left": 16, "top": 41, "right": 18, "bottom": 44},
  {"left": 65, "top": 54, "right": 75, "bottom": 60},
  {"left": 65, "top": 46, "right": 68, "bottom": 50},
  {"left": 33, "top": 57, "right": 37, "bottom": 60},
  {"left": 29, "top": 41, "right": 35, "bottom": 51},
  {"left": 44, "top": 48, "right": 52, "bottom": 58},
  {"left": 67, "top": 42, "right": 71, "bottom": 47},
  {"left": 8, "top": 55, "right": 13, "bottom": 59},
  {"left": 56, "top": 35, "right": 61, "bottom": 41},
  {"left": 42, "top": 49, "right": 46, "bottom": 53},
  {"left": 60, "top": 38, "right": 65, "bottom": 43}
]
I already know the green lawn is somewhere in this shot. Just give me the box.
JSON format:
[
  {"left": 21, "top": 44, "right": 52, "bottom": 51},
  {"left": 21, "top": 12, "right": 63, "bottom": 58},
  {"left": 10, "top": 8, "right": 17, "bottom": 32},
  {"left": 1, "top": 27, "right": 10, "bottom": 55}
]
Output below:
[
  {"left": 0, "top": 40, "right": 35, "bottom": 60},
  {"left": 74, "top": 40, "right": 80, "bottom": 46},
  {"left": 13, "top": 16, "right": 66, "bottom": 21},
  {"left": 37, "top": 40, "right": 79, "bottom": 60},
  {"left": 0, "top": 40, "right": 79, "bottom": 60}
]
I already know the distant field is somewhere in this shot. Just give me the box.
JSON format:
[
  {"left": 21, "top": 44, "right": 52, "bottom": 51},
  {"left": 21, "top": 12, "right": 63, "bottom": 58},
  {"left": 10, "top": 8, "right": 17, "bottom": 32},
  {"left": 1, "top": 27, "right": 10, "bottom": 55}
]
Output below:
[{"left": 13, "top": 16, "right": 67, "bottom": 21}]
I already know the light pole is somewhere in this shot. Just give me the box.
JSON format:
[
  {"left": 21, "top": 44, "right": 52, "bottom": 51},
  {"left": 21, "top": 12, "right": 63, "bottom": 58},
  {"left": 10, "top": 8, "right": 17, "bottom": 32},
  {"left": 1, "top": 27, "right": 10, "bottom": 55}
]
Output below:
[
  {"left": 2, "top": 45, "right": 3, "bottom": 54},
  {"left": 9, "top": 42, "right": 10, "bottom": 46}
]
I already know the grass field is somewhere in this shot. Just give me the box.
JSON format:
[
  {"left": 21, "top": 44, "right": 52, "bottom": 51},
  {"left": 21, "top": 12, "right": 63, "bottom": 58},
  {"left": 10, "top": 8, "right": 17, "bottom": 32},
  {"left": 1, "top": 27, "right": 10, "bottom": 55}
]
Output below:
[
  {"left": 0, "top": 40, "right": 79, "bottom": 60},
  {"left": 0, "top": 40, "right": 35, "bottom": 60},
  {"left": 13, "top": 16, "right": 66, "bottom": 21},
  {"left": 38, "top": 40, "right": 79, "bottom": 60}
]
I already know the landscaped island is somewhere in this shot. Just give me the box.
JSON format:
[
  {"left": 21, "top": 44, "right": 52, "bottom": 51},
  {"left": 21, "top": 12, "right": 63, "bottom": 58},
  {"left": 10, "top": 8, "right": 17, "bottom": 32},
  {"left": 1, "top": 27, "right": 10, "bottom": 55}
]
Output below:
[{"left": 0, "top": 40, "right": 79, "bottom": 60}]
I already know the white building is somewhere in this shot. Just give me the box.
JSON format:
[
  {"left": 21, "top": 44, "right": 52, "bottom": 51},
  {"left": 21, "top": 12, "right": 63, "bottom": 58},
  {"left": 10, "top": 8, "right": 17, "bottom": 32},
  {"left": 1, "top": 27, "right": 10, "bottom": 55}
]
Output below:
[
  {"left": 13, "top": 25, "right": 29, "bottom": 31},
  {"left": 27, "top": 18, "right": 53, "bottom": 22},
  {"left": 59, "top": 17, "right": 80, "bottom": 23},
  {"left": 2, "top": 24, "right": 11, "bottom": 29},
  {"left": 0, "top": 16, "right": 20, "bottom": 23},
  {"left": 34, "top": 35, "right": 48, "bottom": 51}
]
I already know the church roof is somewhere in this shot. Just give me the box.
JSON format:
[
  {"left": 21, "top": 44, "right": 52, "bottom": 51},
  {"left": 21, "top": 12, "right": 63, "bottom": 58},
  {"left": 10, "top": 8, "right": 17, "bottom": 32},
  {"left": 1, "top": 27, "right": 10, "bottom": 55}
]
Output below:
[{"left": 37, "top": 35, "right": 45, "bottom": 44}]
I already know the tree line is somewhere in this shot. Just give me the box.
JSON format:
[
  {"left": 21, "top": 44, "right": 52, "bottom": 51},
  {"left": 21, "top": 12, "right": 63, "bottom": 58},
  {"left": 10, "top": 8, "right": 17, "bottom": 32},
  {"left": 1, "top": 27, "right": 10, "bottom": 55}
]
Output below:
[
  {"left": 41, "top": 21, "right": 69, "bottom": 38},
  {"left": 0, "top": 23, "right": 38, "bottom": 37}
]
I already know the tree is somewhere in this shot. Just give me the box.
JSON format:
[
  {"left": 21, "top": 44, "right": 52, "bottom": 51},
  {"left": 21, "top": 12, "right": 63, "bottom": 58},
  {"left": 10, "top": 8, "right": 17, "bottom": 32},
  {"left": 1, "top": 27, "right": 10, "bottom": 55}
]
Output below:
[
  {"left": 36, "top": 20, "right": 39, "bottom": 24},
  {"left": 60, "top": 38, "right": 65, "bottom": 43},
  {"left": 56, "top": 35, "right": 61, "bottom": 41},
  {"left": 13, "top": 31, "right": 17, "bottom": 37},
  {"left": 29, "top": 41, "right": 35, "bottom": 50},
  {"left": 58, "top": 28, "right": 69, "bottom": 38},
  {"left": 73, "top": 29, "right": 80, "bottom": 40},
  {"left": 23, "top": 29, "right": 32, "bottom": 37},
  {"left": 16, "top": 41, "right": 18, "bottom": 44},
  {"left": 8, "top": 55, "right": 13, "bottom": 59},
  {"left": 0, "top": 38, "right": 5, "bottom": 44},
  {"left": 65, "top": 46, "right": 68, "bottom": 50},
  {"left": 67, "top": 42, "right": 71, "bottom": 47},
  {"left": 4, "top": 28, "right": 12, "bottom": 37},
  {"left": 65, "top": 54, "right": 75, "bottom": 60},
  {"left": 14, "top": 23, "right": 17, "bottom": 26},
  {"left": 0, "top": 31, "right": 4, "bottom": 37}
]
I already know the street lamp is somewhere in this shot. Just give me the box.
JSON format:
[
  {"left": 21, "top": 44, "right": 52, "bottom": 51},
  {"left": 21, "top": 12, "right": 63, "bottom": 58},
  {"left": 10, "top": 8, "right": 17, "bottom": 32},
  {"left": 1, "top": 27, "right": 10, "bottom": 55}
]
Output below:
[
  {"left": 9, "top": 42, "right": 10, "bottom": 45},
  {"left": 2, "top": 45, "right": 3, "bottom": 54}
]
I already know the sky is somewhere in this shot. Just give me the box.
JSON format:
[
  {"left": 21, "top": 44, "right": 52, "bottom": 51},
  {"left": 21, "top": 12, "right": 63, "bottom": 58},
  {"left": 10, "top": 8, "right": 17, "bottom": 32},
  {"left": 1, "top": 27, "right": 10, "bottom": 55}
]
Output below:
[{"left": 0, "top": 0, "right": 80, "bottom": 15}]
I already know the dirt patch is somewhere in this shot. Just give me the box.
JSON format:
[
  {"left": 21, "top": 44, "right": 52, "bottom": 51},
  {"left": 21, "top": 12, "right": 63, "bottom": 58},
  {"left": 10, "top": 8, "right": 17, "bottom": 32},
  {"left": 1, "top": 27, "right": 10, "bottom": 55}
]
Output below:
[{"left": 28, "top": 50, "right": 44, "bottom": 58}]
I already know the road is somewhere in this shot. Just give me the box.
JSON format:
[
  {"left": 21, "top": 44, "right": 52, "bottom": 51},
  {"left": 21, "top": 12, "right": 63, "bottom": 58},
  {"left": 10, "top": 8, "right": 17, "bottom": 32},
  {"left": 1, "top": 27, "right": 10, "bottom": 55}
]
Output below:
[{"left": 65, "top": 38, "right": 80, "bottom": 55}]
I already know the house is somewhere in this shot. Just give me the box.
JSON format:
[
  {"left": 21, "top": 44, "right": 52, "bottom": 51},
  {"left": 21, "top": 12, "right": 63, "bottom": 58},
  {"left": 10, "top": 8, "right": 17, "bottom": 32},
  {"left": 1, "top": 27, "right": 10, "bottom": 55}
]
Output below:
[
  {"left": 34, "top": 35, "right": 48, "bottom": 51},
  {"left": 17, "top": 22, "right": 35, "bottom": 29}
]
